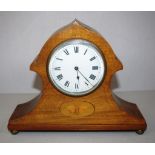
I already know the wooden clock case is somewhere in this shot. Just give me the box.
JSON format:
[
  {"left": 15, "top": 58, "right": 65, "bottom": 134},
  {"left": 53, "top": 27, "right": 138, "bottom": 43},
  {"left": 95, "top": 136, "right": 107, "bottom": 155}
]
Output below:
[{"left": 8, "top": 19, "right": 147, "bottom": 134}]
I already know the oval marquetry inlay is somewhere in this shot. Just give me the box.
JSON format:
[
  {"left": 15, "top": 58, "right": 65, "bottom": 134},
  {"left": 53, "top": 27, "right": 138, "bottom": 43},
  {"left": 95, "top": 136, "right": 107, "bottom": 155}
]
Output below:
[{"left": 60, "top": 101, "right": 95, "bottom": 118}]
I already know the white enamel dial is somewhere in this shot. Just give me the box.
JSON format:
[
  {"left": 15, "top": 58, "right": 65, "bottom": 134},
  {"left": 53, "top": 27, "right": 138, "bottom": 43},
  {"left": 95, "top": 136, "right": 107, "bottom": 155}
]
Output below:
[{"left": 47, "top": 39, "right": 106, "bottom": 96}]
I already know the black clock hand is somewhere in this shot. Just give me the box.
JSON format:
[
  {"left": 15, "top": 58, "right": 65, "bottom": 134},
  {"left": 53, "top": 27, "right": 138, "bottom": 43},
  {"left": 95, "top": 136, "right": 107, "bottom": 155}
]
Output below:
[
  {"left": 74, "top": 66, "right": 93, "bottom": 87},
  {"left": 76, "top": 70, "right": 80, "bottom": 81},
  {"left": 77, "top": 69, "right": 94, "bottom": 87}
]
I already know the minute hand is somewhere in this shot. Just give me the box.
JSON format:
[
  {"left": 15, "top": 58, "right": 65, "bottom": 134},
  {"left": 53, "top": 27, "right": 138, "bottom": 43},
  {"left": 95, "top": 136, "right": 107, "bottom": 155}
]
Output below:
[{"left": 77, "top": 69, "right": 94, "bottom": 87}]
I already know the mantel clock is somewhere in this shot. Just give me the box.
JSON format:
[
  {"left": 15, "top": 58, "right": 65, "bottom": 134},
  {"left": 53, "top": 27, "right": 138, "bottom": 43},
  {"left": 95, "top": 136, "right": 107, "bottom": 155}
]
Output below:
[{"left": 8, "top": 20, "right": 147, "bottom": 134}]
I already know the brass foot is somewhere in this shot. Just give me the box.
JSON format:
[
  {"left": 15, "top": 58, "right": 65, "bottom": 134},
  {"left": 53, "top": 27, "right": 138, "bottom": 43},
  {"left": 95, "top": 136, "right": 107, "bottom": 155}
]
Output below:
[
  {"left": 136, "top": 130, "right": 144, "bottom": 135},
  {"left": 10, "top": 130, "right": 19, "bottom": 135}
]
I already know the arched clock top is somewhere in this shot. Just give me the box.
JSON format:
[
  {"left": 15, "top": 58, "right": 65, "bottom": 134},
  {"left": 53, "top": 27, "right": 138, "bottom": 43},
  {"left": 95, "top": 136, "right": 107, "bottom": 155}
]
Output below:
[
  {"left": 30, "top": 19, "right": 123, "bottom": 75},
  {"left": 30, "top": 19, "right": 123, "bottom": 95}
]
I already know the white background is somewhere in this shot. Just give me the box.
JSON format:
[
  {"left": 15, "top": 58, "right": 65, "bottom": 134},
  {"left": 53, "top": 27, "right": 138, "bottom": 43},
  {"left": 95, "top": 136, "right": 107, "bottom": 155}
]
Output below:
[{"left": 0, "top": 11, "right": 155, "bottom": 93}]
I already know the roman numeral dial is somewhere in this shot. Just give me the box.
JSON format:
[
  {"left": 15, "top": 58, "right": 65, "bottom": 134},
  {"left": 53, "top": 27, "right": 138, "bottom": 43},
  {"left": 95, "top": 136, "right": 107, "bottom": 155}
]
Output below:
[{"left": 48, "top": 39, "right": 105, "bottom": 96}]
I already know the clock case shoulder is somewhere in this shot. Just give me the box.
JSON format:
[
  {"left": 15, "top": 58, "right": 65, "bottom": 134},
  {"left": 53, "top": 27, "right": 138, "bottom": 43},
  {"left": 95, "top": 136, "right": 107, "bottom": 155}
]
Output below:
[{"left": 8, "top": 19, "right": 147, "bottom": 133}]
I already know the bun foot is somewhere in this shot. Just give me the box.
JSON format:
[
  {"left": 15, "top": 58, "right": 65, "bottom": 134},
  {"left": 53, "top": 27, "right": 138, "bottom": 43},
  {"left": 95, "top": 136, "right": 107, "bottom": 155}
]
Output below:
[
  {"left": 136, "top": 130, "right": 144, "bottom": 135},
  {"left": 10, "top": 130, "right": 19, "bottom": 135}
]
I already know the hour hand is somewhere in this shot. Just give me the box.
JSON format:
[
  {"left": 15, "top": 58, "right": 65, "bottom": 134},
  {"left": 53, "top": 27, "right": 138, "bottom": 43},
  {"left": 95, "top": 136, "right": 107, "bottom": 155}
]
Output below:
[
  {"left": 76, "top": 71, "right": 80, "bottom": 81},
  {"left": 74, "top": 67, "right": 79, "bottom": 78},
  {"left": 74, "top": 66, "right": 80, "bottom": 85}
]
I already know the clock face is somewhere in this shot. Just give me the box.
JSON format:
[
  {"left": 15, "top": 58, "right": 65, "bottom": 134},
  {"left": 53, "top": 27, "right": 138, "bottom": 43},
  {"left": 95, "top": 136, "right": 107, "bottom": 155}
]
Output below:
[{"left": 47, "top": 39, "right": 106, "bottom": 96}]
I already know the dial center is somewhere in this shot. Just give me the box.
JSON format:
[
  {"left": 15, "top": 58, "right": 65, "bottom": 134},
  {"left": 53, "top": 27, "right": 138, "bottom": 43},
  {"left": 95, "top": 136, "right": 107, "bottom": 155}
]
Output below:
[{"left": 74, "top": 66, "right": 79, "bottom": 71}]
